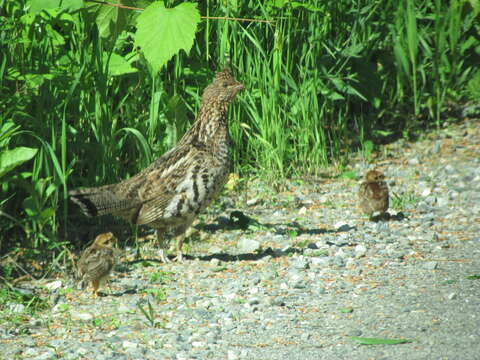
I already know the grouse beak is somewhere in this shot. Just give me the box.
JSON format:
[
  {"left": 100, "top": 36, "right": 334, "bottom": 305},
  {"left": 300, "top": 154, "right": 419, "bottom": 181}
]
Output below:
[{"left": 236, "top": 83, "right": 245, "bottom": 92}]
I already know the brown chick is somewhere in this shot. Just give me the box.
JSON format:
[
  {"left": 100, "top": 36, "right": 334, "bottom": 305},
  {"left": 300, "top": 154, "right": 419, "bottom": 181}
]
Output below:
[
  {"left": 77, "top": 232, "right": 117, "bottom": 298},
  {"left": 358, "top": 170, "right": 389, "bottom": 219}
]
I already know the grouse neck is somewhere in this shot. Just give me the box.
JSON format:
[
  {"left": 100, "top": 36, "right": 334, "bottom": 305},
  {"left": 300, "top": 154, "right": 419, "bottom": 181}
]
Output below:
[{"left": 180, "top": 101, "right": 230, "bottom": 147}]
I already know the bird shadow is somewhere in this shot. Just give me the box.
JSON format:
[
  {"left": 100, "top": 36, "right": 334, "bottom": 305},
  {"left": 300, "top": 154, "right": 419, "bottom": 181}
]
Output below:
[
  {"left": 368, "top": 211, "right": 406, "bottom": 222},
  {"left": 125, "top": 210, "right": 358, "bottom": 265},
  {"left": 197, "top": 210, "right": 342, "bottom": 236}
]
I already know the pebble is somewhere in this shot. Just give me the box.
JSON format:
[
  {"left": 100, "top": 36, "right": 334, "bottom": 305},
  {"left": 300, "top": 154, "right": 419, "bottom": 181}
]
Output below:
[
  {"left": 424, "top": 261, "right": 438, "bottom": 270},
  {"left": 70, "top": 311, "right": 94, "bottom": 321},
  {"left": 236, "top": 238, "right": 261, "bottom": 253},
  {"left": 45, "top": 280, "right": 63, "bottom": 291}
]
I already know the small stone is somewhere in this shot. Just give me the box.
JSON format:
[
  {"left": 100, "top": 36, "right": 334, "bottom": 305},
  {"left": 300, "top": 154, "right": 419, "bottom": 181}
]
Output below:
[
  {"left": 176, "top": 352, "right": 190, "bottom": 360},
  {"left": 334, "top": 256, "right": 345, "bottom": 267},
  {"left": 437, "top": 197, "right": 448, "bottom": 207},
  {"left": 421, "top": 188, "right": 432, "bottom": 197},
  {"left": 227, "top": 350, "right": 239, "bottom": 360},
  {"left": 417, "top": 201, "right": 432, "bottom": 213},
  {"left": 246, "top": 197, "right": 260, "bottom": 206},
  {"left": 32, "top": 351, "right": 55, "bottom": 360},
  {"left": 224, "top": 293, "right": 237, "bottom": 301},
  {"left": 334, "top": 221, "right": 352, "bottom": 232},
  {"left": 75, "top": 347, "right": 88, "bottom": 356},
  {"left": 209, "top": 245, "right": 223, "bottom": 254},
  {"left": 355, "top": 244, "right": 367, "bottom": 258},
  {"left": 270, "top": 297, "right": 286, "bottom": 306},
  {"left": 210, "top": 258, "right": 221, "bottom": 266},
  {"left": 408, "top": 157, "right": 420, "bottom": 165},
  {"left": 300, "top": 333, "right": 311, "bottom": 341},
  {"left": 122, "top": 341, "right": 138, "bottom": 350},
  {"left": 292, "top": 280, "right": 307, "bottom": 289},
  {"left": 237, "top": 238, "right": 261, "bottom": 254},
  {"left": 310, "top": 257, "right": 330, "bottom": 267},
  {"left": 298, "top": 206, "right": 307, "bottom": 215},
  {"left": 117, "top": 304, "right": 131, "bottom": 313},
  {"left": 8, "top": 303, "right": 25, "bottom": 313},
  {"left": 444, "top": 164, "right": 455, "bottom": 173},
  {"left": 192, "top": 341, "right": 205, "bottom": 348},
  {"left": 424, "top": 261, "right": 438, "bottom": 270},
  {"left": 289, "top": 256, "right": 309, "bottom": 269},
  {"left": 248, "top": 298, "right": 260, "bottom": 305},
  {"left": 71, "top": 311, "right": 94, "bottom": 321},
  {"left": 447, "top": 292, "right": 457, "bottom": 300},
  {"left": 45, "top": 280, "right": 63, "bottom": 291},
  {"left": 430, "top": 141, "right": 441, "bottom": 154},
  {"left": 23, "top": 348, "right": 38, "bottom": 357}
]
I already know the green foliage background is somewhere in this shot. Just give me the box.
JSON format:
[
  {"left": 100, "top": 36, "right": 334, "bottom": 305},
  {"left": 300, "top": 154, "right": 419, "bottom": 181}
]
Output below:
[{"left": 0, "top": 0, "right": 479, "bottom": 257}]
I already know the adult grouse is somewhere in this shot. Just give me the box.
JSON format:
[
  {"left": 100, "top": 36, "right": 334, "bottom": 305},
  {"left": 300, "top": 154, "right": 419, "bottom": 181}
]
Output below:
[{"left": 70, "top": 69, "right": 244, "bottom": 262}]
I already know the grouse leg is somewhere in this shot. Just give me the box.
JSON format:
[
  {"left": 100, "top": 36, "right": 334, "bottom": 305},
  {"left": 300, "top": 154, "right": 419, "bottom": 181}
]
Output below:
[{"left": 155, "top": 229, "right": 171, "bottom": 263}]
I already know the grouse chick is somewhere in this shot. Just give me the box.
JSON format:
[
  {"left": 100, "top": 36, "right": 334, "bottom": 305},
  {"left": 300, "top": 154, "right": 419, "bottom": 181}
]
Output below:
[
  {"left": 70, "top": 69, "right": 244, "bottom": 262},
  {"left": 358, "top": 170, "right": 389, "bottom": 219},
  {"left": 77, "top": 232, "right": 117, "bottom": 297}
]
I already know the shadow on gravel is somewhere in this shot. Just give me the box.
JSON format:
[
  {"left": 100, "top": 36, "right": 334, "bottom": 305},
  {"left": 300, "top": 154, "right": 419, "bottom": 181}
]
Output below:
[
  {"left": 125, "top": 248, "right": 289, "bottom": 264},
  {"left": 196, "top": 246, "right": 300, "bottom": 263},
  {"left": 124, "top": 210, "right": 409, "bottom": 265},
  {"left": 198, "top": 210, "right": 342, "bottom": 236}
]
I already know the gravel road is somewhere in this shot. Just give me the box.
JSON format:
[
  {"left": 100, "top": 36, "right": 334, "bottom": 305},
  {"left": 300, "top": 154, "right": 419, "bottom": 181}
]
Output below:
[{"left": 1, "top": 118, "right": 479, "bottom": 360}]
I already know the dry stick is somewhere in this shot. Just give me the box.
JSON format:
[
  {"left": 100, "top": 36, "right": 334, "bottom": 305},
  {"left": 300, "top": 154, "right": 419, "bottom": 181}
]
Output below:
[{"left": 86, "top": 0, "right": 275, "bottom": 23}]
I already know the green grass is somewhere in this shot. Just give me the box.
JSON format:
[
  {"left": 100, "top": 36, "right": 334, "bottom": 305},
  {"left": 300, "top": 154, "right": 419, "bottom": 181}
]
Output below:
[
  {"left": 0, "top": 285, "right": 49, "bottom": 334},
  {"left": 0, "top": 0, "right": 479, "bottom": 260},
  {"left": 391, "top": 191, "right": 421, "bottom": 211}
]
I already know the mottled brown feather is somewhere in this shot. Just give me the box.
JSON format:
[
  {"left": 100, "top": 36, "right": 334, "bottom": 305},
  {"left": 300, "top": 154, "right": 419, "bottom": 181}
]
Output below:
[
  {"left": 70, "top": 69, "right": 244, "bottom": 261},
  {"left": 77, "top": 232, "right": 117, "bottom": 296},
  {"left": 358, "top": 170, "right": 389, "bottom": 217}
]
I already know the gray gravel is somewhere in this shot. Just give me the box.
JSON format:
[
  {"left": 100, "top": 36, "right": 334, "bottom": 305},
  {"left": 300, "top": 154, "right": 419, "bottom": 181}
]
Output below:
[{"left": 1, "top": 119, "right": 480, "bottom": 360}]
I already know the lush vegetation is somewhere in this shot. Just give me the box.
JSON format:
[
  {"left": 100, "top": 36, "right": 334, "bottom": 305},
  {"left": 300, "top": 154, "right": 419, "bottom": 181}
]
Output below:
[{"left": 0, "top": 0, "right": 479, "bottom": 263}]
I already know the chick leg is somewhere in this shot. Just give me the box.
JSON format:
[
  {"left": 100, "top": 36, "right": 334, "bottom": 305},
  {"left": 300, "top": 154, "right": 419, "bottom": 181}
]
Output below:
[{"left": 91, "top": 280, "right": 100, "bottom": 299}]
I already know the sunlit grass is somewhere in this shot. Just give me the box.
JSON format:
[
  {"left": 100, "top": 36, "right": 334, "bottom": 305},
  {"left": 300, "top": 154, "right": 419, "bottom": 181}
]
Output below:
[{"left": 0, "top": 0, "right": 478, "bottom": 259}]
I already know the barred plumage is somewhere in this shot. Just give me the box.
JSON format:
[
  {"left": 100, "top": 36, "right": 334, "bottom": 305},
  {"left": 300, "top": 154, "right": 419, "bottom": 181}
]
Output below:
[{"left": 70, "top": 69, "right": 244, "bottom": 262}]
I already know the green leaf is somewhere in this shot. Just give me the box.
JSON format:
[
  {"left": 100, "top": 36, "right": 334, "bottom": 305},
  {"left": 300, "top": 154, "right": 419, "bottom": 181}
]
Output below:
[
  {"left": 28, "top": 0, "right": 84, "bottom": 14},
  {"left": 339, "top": 307, "right": 353, "bottom": 313},
  {"left": 0, "top": 147, "right": 38, "bottom": 179},
  {"left": 0, "top": 122, "right": 20, "bottom": 146},
  {"left": 350, "top": 336, "right": 413, "bottom": 345},
  {"left": 94, "top": 2, "right": 128, "bottom": 39},
  {"left": 340, "top": 170, "right": 357, "bottom": 180},
  {"left": 104, "top": 52, "right": 138, "bottom": 76},
  {"left": 362, "top": 140, "right": 374, "bottom": 157},
  {"left": 135, "top": 1, "right": 200, "bottom": 73},
  {"left": 467, "top": 275, "right": 480, "bottom": 280}
]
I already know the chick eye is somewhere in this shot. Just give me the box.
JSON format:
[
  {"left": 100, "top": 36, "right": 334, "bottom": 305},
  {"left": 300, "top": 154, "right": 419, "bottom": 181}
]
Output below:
[{"left": 222, "top": 82, "right": 229, "bottom": 88}]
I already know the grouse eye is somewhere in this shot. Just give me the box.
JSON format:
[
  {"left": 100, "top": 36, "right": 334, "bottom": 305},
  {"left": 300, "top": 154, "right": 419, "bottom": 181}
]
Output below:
[{"left": 222, "top": 81, "right": 229, "bottom": 88}]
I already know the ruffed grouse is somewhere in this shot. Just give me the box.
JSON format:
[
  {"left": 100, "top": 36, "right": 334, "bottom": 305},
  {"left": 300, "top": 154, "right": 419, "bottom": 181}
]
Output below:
[
  {"left": 77, "top": 232, "right": 117, "bottom": 297},
  {"left": 70, "top": 69, "right": 244, "bottom": 262},
  {"left": 358, "top": 170, "right": 389, "bottom": 219}
]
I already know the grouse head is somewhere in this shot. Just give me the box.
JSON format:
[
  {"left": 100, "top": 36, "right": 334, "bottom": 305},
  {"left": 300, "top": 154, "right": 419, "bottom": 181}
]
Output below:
[
  {"left": 365, "top": 170, "right": 385, "bottom": 182},
  {"left": 201, "top": 68, "right": 244, "bottom": 106}
]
